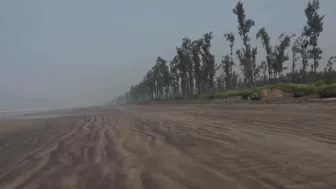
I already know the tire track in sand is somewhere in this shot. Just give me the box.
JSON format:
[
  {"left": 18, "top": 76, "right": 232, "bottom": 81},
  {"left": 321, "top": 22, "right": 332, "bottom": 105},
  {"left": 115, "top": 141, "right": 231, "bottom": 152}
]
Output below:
[
  {"left": 1, "top": 103, "right": 336, "bottom": 189},
  {"left": 0, "top": 116, "right": 95, "bottom": 189}
]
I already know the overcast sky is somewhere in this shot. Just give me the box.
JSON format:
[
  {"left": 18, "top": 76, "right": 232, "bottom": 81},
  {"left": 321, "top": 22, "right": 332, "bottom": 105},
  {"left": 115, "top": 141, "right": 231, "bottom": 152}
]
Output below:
[{"left": 0, "top": 0, "right": 335, "bottom": 111}]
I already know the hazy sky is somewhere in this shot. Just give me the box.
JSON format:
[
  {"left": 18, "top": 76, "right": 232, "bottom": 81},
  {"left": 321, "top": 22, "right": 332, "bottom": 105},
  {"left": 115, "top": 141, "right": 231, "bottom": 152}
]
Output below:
[{"left": 0, "top": 0, "right": 335, "bottom": 110}]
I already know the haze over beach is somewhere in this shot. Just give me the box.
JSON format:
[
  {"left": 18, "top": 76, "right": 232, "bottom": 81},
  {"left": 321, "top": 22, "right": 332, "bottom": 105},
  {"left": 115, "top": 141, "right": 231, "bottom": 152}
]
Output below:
[
  {"left": 1, "top": 0, "right": 336, "bottom": 111},
  {"left": 1, "top": 1, "right": 336, "bottom": 188}
]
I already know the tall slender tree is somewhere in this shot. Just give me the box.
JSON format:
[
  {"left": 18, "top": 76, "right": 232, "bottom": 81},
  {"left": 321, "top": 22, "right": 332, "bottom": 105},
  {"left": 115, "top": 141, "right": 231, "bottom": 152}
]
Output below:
[
  {"left": 169, "top": 56, "right": 180, "bottom": 99},
  {"left": 256, "top": 27, "right": 273, "bottom": 82},
  {"left": 303, "top": 0, "right": 324, "bottom": 72},
  {"left": 233, "top": 1, "right": 257, "bottom": 87},
  {"left": 192, "top": 39, "right": 202, "bottom": 95},
  {"left": 272, "top": 33, "right": 295, "bottom": 79},
  {"left": 221, "top": 55, "right": 231, "bottom": 89},
  {"left": 181, "top": 37, "right": 194, "bottom": 96},
  {"left": 200, "top": 32, "right": 216, "bottom": 93},
  {"left": 291, "top": 38, "right": 301, "bottom": 82},
  {"left": 297, "top": 36, "right": 310, "bottom": 83},
  {"left": 176, "top": 47, "right": 188, "bottom": 98},
  {"left": 224, "top": 32, "right": 235, "bottom": 89},
  {"left": 325, "top": 56, "right": 336, "bottom": 72}
]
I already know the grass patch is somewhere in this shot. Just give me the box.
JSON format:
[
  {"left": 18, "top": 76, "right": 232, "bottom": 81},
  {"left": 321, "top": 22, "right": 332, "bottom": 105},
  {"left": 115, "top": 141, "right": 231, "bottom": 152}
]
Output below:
[{"left": 200, "top": 87, "right": 263, "bottom": 99}]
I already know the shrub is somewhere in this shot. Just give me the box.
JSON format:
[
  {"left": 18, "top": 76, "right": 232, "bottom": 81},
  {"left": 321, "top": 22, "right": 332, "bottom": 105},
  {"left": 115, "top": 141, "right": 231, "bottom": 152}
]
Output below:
[
  {"left": 318, "top": 83, "right": 336, "bottom": 98},
  {"left": 313, "top": 80, "right": 326, "bottom": 87}
]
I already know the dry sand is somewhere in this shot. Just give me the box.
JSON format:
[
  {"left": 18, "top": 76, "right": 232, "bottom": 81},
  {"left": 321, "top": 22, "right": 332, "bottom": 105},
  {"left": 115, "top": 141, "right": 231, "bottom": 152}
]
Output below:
[{"left": 0, "top": 103, "right": 336, "bottom": 189}]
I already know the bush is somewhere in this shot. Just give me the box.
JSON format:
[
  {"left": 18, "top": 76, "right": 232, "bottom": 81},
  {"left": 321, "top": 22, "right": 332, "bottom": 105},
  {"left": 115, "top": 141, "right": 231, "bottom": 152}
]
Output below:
[
  {"left": 317, "top": 83, "right": 336, "bottom": 98},
  {"left": 313, "top": 80, "right": 326, "bottom": 87},
  {"left": 325, "top": 79, "right": 336, "bottom": 85}
]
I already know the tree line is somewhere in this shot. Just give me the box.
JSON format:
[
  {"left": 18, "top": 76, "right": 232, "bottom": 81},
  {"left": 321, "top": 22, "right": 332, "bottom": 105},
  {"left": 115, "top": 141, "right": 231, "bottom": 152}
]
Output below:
[{"left": 113, "top": 0, "right": 336, "bottom": 104}]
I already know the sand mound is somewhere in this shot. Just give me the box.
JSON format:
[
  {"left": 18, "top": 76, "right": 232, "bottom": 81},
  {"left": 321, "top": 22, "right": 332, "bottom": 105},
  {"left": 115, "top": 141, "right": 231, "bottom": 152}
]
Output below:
[{"left": 258, "top": 88, "right": 288, "bottom": 99}]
